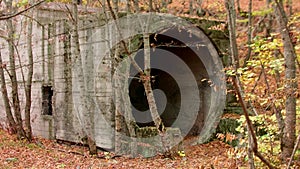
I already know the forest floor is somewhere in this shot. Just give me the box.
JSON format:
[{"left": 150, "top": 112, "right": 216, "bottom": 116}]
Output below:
[
  {"left": 1, "top": 0, "right": 300, "bottom": 169},
  {"left": 1, "top": 126, "right": 299, "bottom": 168},
  {"left": 0, "top": 128, "right": 240, "bottom": 168}
]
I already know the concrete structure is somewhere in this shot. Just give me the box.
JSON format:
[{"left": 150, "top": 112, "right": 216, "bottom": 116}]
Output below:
[{"left": 0, "top": 3, "right": 229, "bottom": 152}]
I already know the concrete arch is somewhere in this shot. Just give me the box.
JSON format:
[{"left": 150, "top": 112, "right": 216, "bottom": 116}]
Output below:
[
  {"left": 88, "top": 13, "right": 226, "bottom": 150},
  {"left": 127, "top": 26, "right": 226, "bottom": 141}
]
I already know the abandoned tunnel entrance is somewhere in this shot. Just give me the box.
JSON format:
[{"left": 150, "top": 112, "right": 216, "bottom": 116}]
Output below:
[
  {"left": 104, "top": 13, "right": 227, "bottom": 147},
  {"left": 128, "top": 28, "right": 214, "bottom": 136}
]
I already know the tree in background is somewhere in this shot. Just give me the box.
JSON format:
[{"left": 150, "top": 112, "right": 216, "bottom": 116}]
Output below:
[
  {"left": 226, "top": 0, "right": 299, "bottom": 167},
  {"left": 1, "top": 0, "right": 27, "bottom": 139},
  {"left": 273, "top": 0, "right": 297, "bottom": 161},
  {"left": 106, "top": 0, "right": 171, "bottom": 157},
  {"left": 24, "top": 0, "right": 34, "bottom": 141},
  {"left": 0, "top": 0, "right": 45, "bottom": 140},
  {"left": 71, "top": 0, "right": 97, "bottom": 155}
]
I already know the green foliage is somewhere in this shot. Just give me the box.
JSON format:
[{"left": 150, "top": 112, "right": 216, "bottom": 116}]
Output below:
[
  {"left": 218, "top": 118, "right": 240, "bottom": 135},
  {"left": 129, "top": 34, "right": 143, "bottom": 52},
  {"left": 225, "top": 67, "right": 236, "bottom": 76},
  {"left": 6, "top": 157, "right": 18, "bottom": 162},
  {"left": 249, "top": 36, "right": 283, "bottom": 66},
  {"left": 237, "top": 19, "right": 248, "bottom": 23},
  {"left": 26, "top": 143, "right": 39, "bottom": 149},
  {"left": 160, "top": 7, "right": 168, "bottom": 13},
  {"left": 233, "top": 114, "right": 281, "bottom": 166},
  {"left": 50, "top": 0, "right": 88, "bottom": 4},
  {"left": 14, "top": 0, "right": 28, "bottom": 7},
  {"left": 237, "top": 9, "right": 273, "bottom": 19},
  {"left": 215, "top": 118, "right": 240, "bottom": 145},
  {"left": 239, "top": 36, "right": 285, "bottom": 108},
  {"left": 56, "top": 163, "right": 66, "bottom": 168},
  {"left": 226, "top": 15, "right": 300, "bottom": 164},
  {"left": 252, "top": 9, "right": 273, "bottom": 17}
]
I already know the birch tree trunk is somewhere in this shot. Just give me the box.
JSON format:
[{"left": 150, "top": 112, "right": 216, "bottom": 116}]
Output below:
[
  {"left": 225, "top": 0, "right": 239, "bottom": 68},
  {"left": 24, "top": 0, "right": 34, "bottom": 140},
  {"left": 0, "top": 50, "right": 17, "bottom": 134},
  {"left": 142, "top": 33, "right": 169, "bottom": 156},
  {"left": 142, "top": 34, "right": 163, "bottom": 133},
  {"left": 106, "top": 0, "right": 169, "bottom": 155},
  {"left": 72, "top": 0, "right": 97, "bottom": 155},
  {"left": 273, "top": 0, "right": 297, "bottom": 160},
  {"left": 4, "top": 0, "right": 26, "bottom": 139},
  {"left": 226, "top": 1, "right": 274, "bottom": 167}
]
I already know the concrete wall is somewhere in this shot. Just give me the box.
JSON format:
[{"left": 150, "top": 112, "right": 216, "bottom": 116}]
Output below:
[
  {"left": 0, "top": 3, "right": 115, "bottom": 149},
  {"left": 0, "top": 3, "right": 229, "bottom": 150}
]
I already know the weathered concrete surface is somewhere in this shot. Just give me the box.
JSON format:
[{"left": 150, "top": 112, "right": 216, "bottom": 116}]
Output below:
[{"left": 0, "top": 3, "right": 228, "bottom": 152}]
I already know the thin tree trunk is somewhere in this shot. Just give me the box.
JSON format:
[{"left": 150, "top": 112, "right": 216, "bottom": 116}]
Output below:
[
  {"left": 248, "top": 128, "right": 255, "bottom": 169},
  {"left": 287, "top": 135, "right": 300, "bottom": 169},
  {"left": 126, "top": 0, "right": 131, "bottom": 12},
  {"left": 225, "top": 0, "right": 239, "bottom": 68},
  {"left": 196, "top": 0, "right": 204, "bottom": 16},
  {"left": 113, "top": 0, "right": 118, "bottom": 13},
  {"left": 114, "top": 81, "right": 122, "bottom": 155},
  {"left": 72, "top": 0, "right": 97, "bottom": 155},
  {"left": 120, "top": 58, "right": 138, "bottom": 157},
  {"left": 236, "top": 0, "right": 241, "bottom": 13},
  {"left": 142, "top": 33, "right": 170, "bottom": 156},
  {"left": 0, "top": 50, "right": 17, "bottom": 134},
  {"left": 243, "top": 0, "right": 252, "bottom": 67},
  {"left": 142, "top": 34, "right": 163, "bottom": 133},
  {"left": 106, "top": 0, "right": 169, "bottom": 155},
  {"left": 161, "top": 0, "right": 167, "bottom": 9},
  {"left": 265, "top": 0, "right": 273, "bottom": 37},
  {"left": 246, "top": 4, "right": 256, "bottom": 161},
  {"left": 4, "top": 0, "right": 26, "bottom": 139},
  {"left": 226, "top": 1, "right": 274, "bottom": 167},
  {"left": 113, "top": 46, "right": 138, "bottom": 156},
  {"left": 232, "top": 77, "right": 275, "bottom": 169},
  {"left": 24, "top": 0, "right": 34, "bottom": 141},
  {"left": 273, "top": 0, "right": 297, "bottom": 160},
  {"left": 107, "top": 2, "right": 138, "bottom": 155},
  {"left": 261, "top": 63, "right": 285, "bottom": 148}
]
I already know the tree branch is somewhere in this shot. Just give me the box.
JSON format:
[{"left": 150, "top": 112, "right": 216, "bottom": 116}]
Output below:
[
  {"left": 0, "top": 0, "right": 46, "bottom": 20},
  {"left": 106, "top": 0, "right": 143, "bottom": 74},
  {"left": 232, "top": 76, "right": 276, "bottom": 169},
  {"left": 287, "top": 135, "right": 300, "bottom": 169}
]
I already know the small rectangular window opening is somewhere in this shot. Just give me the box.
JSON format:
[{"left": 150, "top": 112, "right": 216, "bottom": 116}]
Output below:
[{"left": 42, "top": 85, "right": 53, "bottom": 116}]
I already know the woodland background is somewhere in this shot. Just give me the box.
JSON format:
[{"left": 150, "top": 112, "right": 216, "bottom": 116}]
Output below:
[{"left": 0, "top": 0, "right": 299, "bottom": 168}]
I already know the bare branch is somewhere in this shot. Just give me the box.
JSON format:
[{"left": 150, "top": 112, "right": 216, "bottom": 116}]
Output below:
[
  {"left": 287, "top": 135, "right": 300, "bottom": 169},
  {"left": 232, "top": 76, "right": 276, "bottom": 169},
  {"left": 106, "top": 0, "right": 143, "bottom": 74},
  {"left": 0, "top": 0, "right": 46, "bottom": 20}
]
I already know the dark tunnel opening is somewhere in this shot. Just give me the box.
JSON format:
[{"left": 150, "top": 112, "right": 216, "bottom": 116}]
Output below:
[
  {"left": 128, "top": 28, "right": 212, "bottom": 136},
  {"left": 129, "top": 68, "right": 181, "bottom": 127}
]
